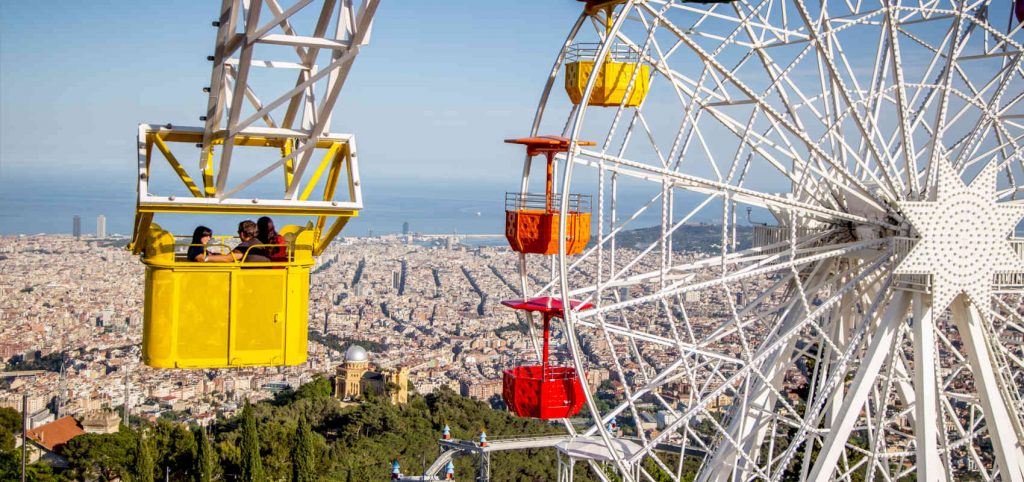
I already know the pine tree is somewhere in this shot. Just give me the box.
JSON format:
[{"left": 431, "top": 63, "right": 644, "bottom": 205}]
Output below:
[
  {"left": 291, "top": 415, "right": 316, "bottom": 482},
  {"left": 192, "top": 426, "right": 213, "bottom": 482},
  {"left": 135, "top": 432, "right": 155, "bottom": 482},
  {"left": 240, "top": 402, "right": 265, "bottom": 482}
]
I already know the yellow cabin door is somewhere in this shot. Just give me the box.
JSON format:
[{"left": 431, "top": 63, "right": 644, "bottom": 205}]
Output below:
[
  {"left": 176, "top": 271, "right": 231, "bottom": 367},
  {"left": 230, "top": 270, "right": 287, "bottom": 366}
]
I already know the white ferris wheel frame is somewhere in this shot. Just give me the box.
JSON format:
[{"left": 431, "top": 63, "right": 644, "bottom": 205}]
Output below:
[{"left": 514, "top": 1, "right": 1024, "bottom": 481}]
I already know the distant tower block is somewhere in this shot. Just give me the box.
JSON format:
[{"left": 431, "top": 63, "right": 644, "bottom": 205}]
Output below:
[
  {"left": 392, "top": 270, "right": 400, "bottom": 291},
  {"left": 402, "top": 221, "right": 410, "bottom": 235},
  {"left": 73, "top": 215, "right": 81, "bottom": 240},
  {"left": 96, "top": 215, "right": 106, "bottom": 239}
]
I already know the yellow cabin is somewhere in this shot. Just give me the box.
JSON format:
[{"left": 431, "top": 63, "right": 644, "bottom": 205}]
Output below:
[
  {"left": 140, "top": 223, "right": 316, "bottom": 368},
  {"left": 130, "top": 124, "right": 361, "bottom": 370},
  {"left": 565, "top": 45, "right": 650, "bottom": 107}
]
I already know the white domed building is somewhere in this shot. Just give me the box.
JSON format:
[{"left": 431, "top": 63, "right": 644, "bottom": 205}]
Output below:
[{"left": 333, "top": 344, "right": 409, "bottom": 405}]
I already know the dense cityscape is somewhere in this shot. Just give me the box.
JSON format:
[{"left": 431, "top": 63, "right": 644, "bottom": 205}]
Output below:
[
  {"left": 1, "top": 214, "right": 1013, "bottom": 479},
  {"left": 0, "top": 220, "right": 790, "bottom": 431}
]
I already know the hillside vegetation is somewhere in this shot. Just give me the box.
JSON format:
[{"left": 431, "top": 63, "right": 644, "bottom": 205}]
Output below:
[{"left": 1, "top": 376, "right": 608, "bottom": 481}]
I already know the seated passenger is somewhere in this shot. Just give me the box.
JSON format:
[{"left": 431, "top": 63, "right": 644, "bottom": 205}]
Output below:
[
  {"left": 232, "top": 220, "right": 271, "bottom": 262},
  {"left": 188, "top": 226, "right": 235, "bottom": 262},
  {"left": 257, "top": 216, "right": 288, "bottom": 262}
]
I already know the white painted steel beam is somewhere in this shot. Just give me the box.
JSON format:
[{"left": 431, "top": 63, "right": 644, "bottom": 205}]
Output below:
[{"left": 951, "top": 298, "right": 1024, "bottom": 482}]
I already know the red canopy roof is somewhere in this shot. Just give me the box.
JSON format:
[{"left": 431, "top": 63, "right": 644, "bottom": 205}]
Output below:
[
  {"left": 504, "top": 136, "right": 596, "bottom": 156},
  {"left": 500, "top": 297, "right": 594, "bottom": 316}
]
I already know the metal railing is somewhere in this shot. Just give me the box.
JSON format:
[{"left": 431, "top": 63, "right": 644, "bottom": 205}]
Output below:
[
  {"left": 567, "top": 42, "right": 641, "bottom": 63},
  {"left": 893, "top": 237, "right": 1024, "bottom": 292},
  {"left": 504, "top": 364, "right": 580, "bottom": 382},
  {"left": 505, "top": 192, "right": 592, "bottom": 213},
  {"left": 169, "top": 235, "right": 294, "bottom": 264}
]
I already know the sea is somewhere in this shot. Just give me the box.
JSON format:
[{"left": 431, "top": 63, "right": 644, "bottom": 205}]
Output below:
[{"left": 0, "top": 170, "right": 732, "bottom": 239}]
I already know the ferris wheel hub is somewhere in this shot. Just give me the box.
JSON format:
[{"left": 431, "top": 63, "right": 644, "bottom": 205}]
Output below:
[{"left": 894, "top": 160, "right": 1024, "bottom": 311}]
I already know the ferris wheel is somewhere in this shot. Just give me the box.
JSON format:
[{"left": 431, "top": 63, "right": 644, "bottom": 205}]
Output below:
[{"left": 507, "top": 0, "right": 1024, "bottom": 480}]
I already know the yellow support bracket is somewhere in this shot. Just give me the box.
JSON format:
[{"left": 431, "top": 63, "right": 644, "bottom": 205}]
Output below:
[
  {"left": 282, "top": 138, "right": 294, "bottom": 192},
  {"left": 315, "top": 144, "right": 348, "bottom": 236},
  {"left": 152, "top": 134, "right": 204, "bottom": 198},
  {"left": 314, "top": 215, "right": 352, "bottom": 256},
  {"left": 128, "top": 211, "right": 154, "bottom": 255},
  {"left": 202, "top": 148, "right": 215, "bottom": 197},
  {"left": 300, "top": 143, "right": 342, "bottom": 202}
]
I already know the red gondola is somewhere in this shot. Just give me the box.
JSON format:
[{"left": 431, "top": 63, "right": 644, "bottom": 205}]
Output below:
[{"left": 501, "top": 297, "right": 593, "bottom": 419}]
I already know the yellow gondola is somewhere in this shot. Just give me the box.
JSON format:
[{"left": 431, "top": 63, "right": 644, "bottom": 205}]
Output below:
[
  {"left": 128, "top": 0, "right": 378, "bottom": 369},
  {"left": 567, "top": 0, "right": 651, "bottom": 107},
  {"left": 129, "top": 126, "right": 362, "bottom": 369}
]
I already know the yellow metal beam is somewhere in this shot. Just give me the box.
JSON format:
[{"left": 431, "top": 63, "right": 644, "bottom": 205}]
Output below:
[
  {"left": 315, "top": 144, "right": 348, "bottom": 236},
  {"left": 300, "top": 143, "right": 341, "bottom": 201},
  {"left": 202, "top": 148, "right": 215, "bottom": 197},
  {"left": 150, "top": 130, "right": 340, "bottom": 149},
  {"left": 137, "top": 203, "right": 359, "bottom": 217},
  {"left": 129, "top": 211, "right": 154, "bottom": 255},
  {"left": 153, "top": 135, "right": 204, "bottom": 197},
  {"left": 282, "top": 138, "right": 294, "bottom": 192},
  {"left": 314, "top": 215, "right": 352, "bottom": 256}
]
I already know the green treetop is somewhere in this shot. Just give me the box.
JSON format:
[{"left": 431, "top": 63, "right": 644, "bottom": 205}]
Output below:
[
  {"left": 193, "top": 426, "right": 214, "bottom": 482},
  {"left": 291, "top": 415, "right": 316, "bottom": 482},
  {"left": 240, "top": 402, "right": 265, "bottom": 482},
  {"left": 134, "top": 431, "right": 155, "bottom": 482}
]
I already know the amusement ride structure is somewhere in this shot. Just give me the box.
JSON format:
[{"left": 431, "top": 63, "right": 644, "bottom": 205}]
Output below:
[
  {"left": 128, "top": 0, "right": 378, "bottom": 369},
  {"left": 414, "top": 0, "right": 1024, "bottom": 480}
]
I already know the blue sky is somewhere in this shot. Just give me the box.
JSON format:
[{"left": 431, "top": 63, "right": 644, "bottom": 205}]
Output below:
[
  {"left": 0, "top": 1, "right": 583, "bottom": 185},
  {"left": 0, "top": 1, "right": 593, "bottom": 234}
]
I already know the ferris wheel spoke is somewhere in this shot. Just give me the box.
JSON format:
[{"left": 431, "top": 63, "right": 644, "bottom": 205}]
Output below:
[
  {"left": 639, "top": 2, "right": 890, "bottom": 212},
  {"left": 574, "top": 149, "right": 889, "bottom": 226},
  {"left": 950, "top": 300, "right": 1024, "bottom": 481},
  {"left": 922, "top": 1, "right": 970, "bottom": 192},
  {"left": 706, "top": 263, "right": 889, "bottom": 481},
  {"left": 804, "top": 291, "right": 911, "bottom": 481},
  {"left": 951, "top": 58, "right": 1024, "bottom": 171},
  {"left": 909, "top": 293, "right": 947, "bottom": 481},
  {"left": 578, "top": 241, "right": 887, "bottom": 321},
  {"left": 798, "top": 1, "right": 907, "bottom": 199},
  {"left": 881, "top": 1, "right": 922, "bottom": 194},
  {"left": 630, "top": 254, "right": 892, "bottom": 469}
]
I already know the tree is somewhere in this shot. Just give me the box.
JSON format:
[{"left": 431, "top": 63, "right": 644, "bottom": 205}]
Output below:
[
  {"left": 193, "top": 426, "right": 213, "bottom": 482},
  {"left": 135, "top": 431, "right": 155, "bottom": 482},
  {"left": 63, "top": 428, "right": 135, "bottom": 481},
  {"left": 0, "top": 407, "right": 20, "bottom": 453},
  {"left": 151, "top": 419, "right": 196, "bottom": 476},
  {"left": 291, "top": 415, "right": 316, "bottom": 482},
  {"left": 293, "top": 375, "right": 332, "bottom": 400},
  {"left": 240, "top": 402, "right": 265, "bottom": 481}
]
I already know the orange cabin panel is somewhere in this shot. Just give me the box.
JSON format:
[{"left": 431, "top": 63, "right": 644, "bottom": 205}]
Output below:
[{"left": 505, "top": 210, "right": 591, "bottom": 256}]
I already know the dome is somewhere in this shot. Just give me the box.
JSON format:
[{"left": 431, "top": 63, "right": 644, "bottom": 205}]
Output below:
[{"left": 345, "top": 345, "right": 368, "bottom": 362}]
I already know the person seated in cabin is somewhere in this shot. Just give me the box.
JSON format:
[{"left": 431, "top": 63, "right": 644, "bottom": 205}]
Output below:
[
  {"left": 232, "top": 220, "right": 271, "bottom": 262},
  {"left": 187, "top": 225, "right": 235, "bottom": 262},
  {"left": 257, "top": 216, "right": 288, "bottom": 262}
]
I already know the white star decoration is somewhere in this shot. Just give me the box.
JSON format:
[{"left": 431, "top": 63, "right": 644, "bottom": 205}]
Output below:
[{"left": 896, "top": 160, "right": 1024, "bottom": 312}]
